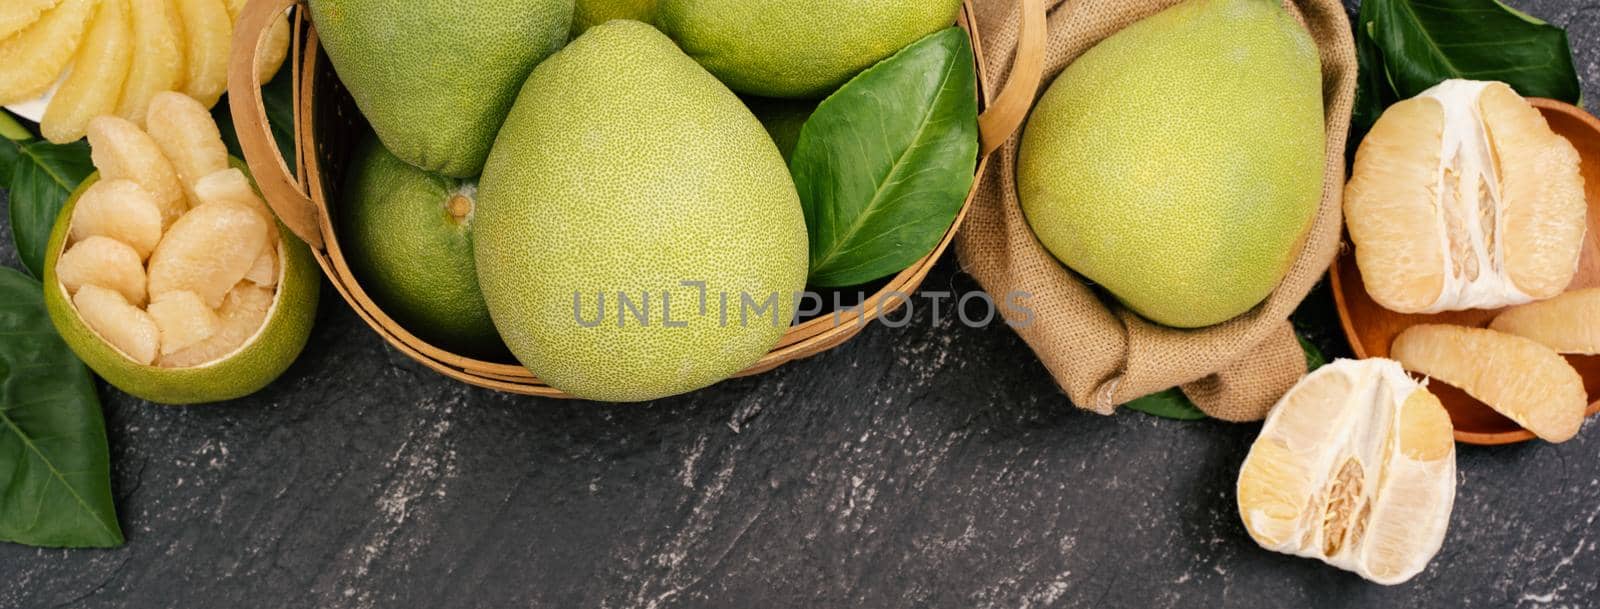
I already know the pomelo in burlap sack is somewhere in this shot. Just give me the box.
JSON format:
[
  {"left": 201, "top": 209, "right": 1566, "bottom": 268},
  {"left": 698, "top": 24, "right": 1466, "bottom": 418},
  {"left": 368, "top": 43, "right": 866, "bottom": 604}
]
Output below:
[{"left": 958, "top": 0, "right": 1356, "bottom": 421}]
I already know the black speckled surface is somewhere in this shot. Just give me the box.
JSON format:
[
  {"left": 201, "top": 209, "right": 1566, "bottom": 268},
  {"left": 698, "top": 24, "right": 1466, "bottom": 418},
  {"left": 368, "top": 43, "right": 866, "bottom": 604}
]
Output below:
[{"left": 3, "top": 1, "right": 1600, "bottom": 607}]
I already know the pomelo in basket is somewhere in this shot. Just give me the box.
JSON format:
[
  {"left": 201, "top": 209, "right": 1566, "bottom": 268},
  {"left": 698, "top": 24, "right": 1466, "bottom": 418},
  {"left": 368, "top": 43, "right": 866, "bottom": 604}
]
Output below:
[
  {"left": 571, "top": 0, "right": 655, "bottom": 35},
  {"left": 656, "top": 0, "right": 963, "bottom": 99},
  {"left": 475, "top": 20, "right": 807, "bottom": 402},
  {"left": 1017, "top": 0, "right": 1324, "bottom": 328}
]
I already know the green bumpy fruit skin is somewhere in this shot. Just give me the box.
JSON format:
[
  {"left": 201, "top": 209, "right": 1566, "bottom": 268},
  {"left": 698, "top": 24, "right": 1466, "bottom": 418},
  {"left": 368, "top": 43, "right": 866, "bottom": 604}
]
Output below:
[
  {"left": 307, "top": 0, "right": 574, "bottom": 178},
  {"left": 656, "top": 0, "right": 963, "bottom": 99},
  {"left": 572, "top": 0, "right": 657, "bottom": 36},
  {"left": 337, "top": 135, "right": 506, "bottom": 360},
  {"left": 1017, "top": 0, "right": 1324, "bottom": 328},
  {"left": 43, "top": 163, "right": 320, "bottom": 405},
  {"left": 477, "top": 20, "right": 808, "bottom": 402}
]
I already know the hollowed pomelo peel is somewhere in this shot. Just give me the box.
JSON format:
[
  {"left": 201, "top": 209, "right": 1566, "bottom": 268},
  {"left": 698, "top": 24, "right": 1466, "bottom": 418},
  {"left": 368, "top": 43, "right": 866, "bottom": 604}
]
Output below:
[
  {"left": 1392, "top": 324, "right": 1586, "bottom": 443},
  {"left": 1238, "top": 359, "right": 1455, "bottom": 585},
  {"left": 1346, "top": 80, "right": 1587, "bottom": 314},
  {"left": 43, "top": 163, "right": 320, "bottom": 405}
]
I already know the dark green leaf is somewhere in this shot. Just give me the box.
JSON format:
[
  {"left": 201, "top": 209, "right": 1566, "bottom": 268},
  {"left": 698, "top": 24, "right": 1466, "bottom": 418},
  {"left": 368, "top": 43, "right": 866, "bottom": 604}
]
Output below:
[
  {"left": 214, "top": 63, "right": 298, "bottom": 170},
  {"left": 6, "top": 138, "right": 94, "bottom": 278},
  {"left": 1299, "top": 334, "right": 1327, "bottom": 373},
  {"left": 1364, "top": 0, "right": 1580, "bottom": 103},
  {"left": 0, "top": 267, "right": 124, "bottom": 548},
  {"left": 1124, "top": 389, "right": 1209, "bottom": 421},
  {"left": 1351, "top": 4, "right": 1398, "bottom": 151},
  {"left": 792, "top": 27, "right": 978, "bottom": 287}
]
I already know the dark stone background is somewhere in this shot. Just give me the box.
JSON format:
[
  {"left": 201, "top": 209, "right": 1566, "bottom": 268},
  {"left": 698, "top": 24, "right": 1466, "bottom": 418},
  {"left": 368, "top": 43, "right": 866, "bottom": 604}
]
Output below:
[{"left": 3, "top": 1, "right": 1598, "bottom": 607}]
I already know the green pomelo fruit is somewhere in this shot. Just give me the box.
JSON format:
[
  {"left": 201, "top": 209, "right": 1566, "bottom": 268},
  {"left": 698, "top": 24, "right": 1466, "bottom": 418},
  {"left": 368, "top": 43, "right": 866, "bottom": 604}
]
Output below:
[
  {"left": 43, "top": 163, "right": 320, "bottom": 405},
  {"left": 1017, "top": 0, "right": 1324, "bottom": 328},
  {"left": 744, "top": 95, "right": 815, "bottom": 162},
  {"left": 571, "top": 0, "right": 656, "bottom": 36},
  {"left": 337, "top": 135, "right": 507, "bottom": 360},
  {"left": 476, "top": 20, "right": 808, "bottom": 402},
  {"left": 656, "top": 0, "right": 962, "bottom": 99},
  {"left": 307, "top": 0, "right": 573, "bottom": 177}
]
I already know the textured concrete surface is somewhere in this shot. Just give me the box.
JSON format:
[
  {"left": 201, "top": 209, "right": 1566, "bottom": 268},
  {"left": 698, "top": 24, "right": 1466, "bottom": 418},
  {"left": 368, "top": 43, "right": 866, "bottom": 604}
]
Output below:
[{"left": 3, "top": 1, "right": 1600, "bottom": 607}]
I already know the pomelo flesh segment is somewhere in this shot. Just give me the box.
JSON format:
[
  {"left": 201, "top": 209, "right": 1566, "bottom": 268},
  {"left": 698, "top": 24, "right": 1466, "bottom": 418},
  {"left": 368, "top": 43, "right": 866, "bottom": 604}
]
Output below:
[
  {"left": 159, "top": 282, "right": 274, "bottom": 367},
  {"left": 173, "top": 0, "right": 230, "bottom": 106},
  {"left": 1490, "top": 288, "right": 1600, "bottom": 354},
  {"left": 116, "top": 0, "right": 186, "bottom": 125},
  {"left": 1392, "top": 324, "right": 1586, "bottom": 443},
  {"left": 69, "top": 179, "right": 164, "bottom": 259},
  {"left": 1237, "top": 359, "right": 1454, "bottom": 585},
  {"left": 242, "top": 246, "right": 278, "bottom": 287},
  {"left": 147, "top": 91, "right": 229, "bottom": 198},
  {"left": 87, "top": 115, "right": 188, "bottom": 227},
  {"left": 73, "top": 283, "right": 161, "bottom": 365},
  {"left": 147, "top": 200, "right": 269, "bottom": 309},
  {"left": 0, "top": 0, "right": 61, "bottom": 40},
  {"left": 1345, "top": 80, "right": 1586, "bottom": 314},
  {"left": 57, "top": 235, "right": 148, "bottom": 306},
  {"left": 255, "top": 14, "right": 290, "bottom": 82},
  {"left": 0, "top": 0, "right": 97, "bottom": 106},
  {"left": 193, "top": 168, "right": 280, "bottom": 243},
  {"left": 148, "top": 290, "right": 220, "bottom": 355},
  {"left": 42, "top": 0, "right": 134, "bottom": 144}
]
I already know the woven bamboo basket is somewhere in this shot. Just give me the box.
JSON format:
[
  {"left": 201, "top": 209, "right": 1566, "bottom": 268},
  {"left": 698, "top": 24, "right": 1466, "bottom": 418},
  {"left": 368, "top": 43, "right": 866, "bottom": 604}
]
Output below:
[{"left": 226, "top": 0, "right": 1046, "bottom": 398}]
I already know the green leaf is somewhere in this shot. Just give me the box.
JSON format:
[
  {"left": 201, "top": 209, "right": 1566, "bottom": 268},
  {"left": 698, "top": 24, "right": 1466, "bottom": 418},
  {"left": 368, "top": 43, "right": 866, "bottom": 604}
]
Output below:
[
  {"left": 0, "top": 110, "right": 32, "bottom": 142},
  {"left": 1124, "top": 389, "right": 1209, "bottom": 421},
  {"left": 0, "top": 267, "right": 124, "bottom": 548},
  {"left": 6, "top": 137, "right": 94, "bottom": 278},
  {"left": 1351, "top": 5, "right": 1398, "bottom": 147},
  {"left": 792, "top": 27, "right": 978, "bottom": 287},
  {"left": 1363, "top": 0, "right": 1580, "bottom": 103},
  {"left": 214, "top": 62, "right": 298, "bottom": 169},
  {"left": 1299, "top": 334, "right": 1327, "bottom": 373}
]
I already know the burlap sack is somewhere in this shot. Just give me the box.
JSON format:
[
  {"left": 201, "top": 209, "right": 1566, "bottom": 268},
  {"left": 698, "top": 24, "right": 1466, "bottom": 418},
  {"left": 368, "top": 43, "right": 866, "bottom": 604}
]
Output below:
[{"left": 960, "top": 0, "right": 1357, "bottom": 421}]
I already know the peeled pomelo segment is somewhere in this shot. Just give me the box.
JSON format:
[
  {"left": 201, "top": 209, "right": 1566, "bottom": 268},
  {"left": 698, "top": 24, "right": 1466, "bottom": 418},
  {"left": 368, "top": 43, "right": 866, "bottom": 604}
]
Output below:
[
  {"left": 147, "top": 91, "right": 230, "bottom": 199},
  {"left": 1344, "top": 79, "right": 1586, "bottom": 314},
  {"left": 193, "top": 168, "right": 280, "bottom": 243},
  {"left": 148, "top": 200, "right": 270, "bottom": 308},
  {"left": 69, "top": 179, "right": 164, "bottom": 259},
  {"left": 1392, "top": 324, "right": 1587, "bottom": 443},
  {"left": 173, "top": 0, "right": 230, "bottom": 107},
  {"left": 87, "top": 115, "right": 188, "bottom": 227},
  {"left": 42, "top": 0, "right": 133, "bottom": 144},
  {"left": 1237, "top": 359, "right": 1454, "bottom": 585},
  {"left": 57, "top": 235, "right": 148, "bottom": 306},
  {"left": 115, "top": 0, "right": 186, "bottom": 125},
  {"left": 0, "top": 0, "right": 61, "bottom": 40},
  {"left": 243, "top": 245, "right": 278, "bottom": 287},
  {"left": 1490, "top": 288, "right": 1600, "bottom": 354},
  {"left": 0, "top": 0, "right": 97, "bottom": 106},
  {"left": 74, "top": 283, "right": 161, "bottom": 365},
  {"left": 222, "top": 0, "right": 243, "bottom": 20},
  {"left": 1345, "top": 96, "right": 1448, "bottom": 314},
  {"left": 255, "top": 14, "right": 290, "bottom": 82},
  {"left": 1481, "top": 83, "right": 1589, "bottom": 299},
  {"left": 159, "top": 282, "right": 274, "bottom": 367},
  {"left": 148, "top": 290, "right": 219, "bottom": 355}
]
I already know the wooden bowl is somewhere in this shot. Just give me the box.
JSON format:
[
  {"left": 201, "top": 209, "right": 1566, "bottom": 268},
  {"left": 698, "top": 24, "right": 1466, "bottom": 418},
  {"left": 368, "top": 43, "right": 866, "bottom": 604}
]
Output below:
[
  {"left": 225, "top": 0, "right": 1048, "bottom": 399},
  {"left": 1332, "top": 97, "right": 1600, "bottom": 445}
]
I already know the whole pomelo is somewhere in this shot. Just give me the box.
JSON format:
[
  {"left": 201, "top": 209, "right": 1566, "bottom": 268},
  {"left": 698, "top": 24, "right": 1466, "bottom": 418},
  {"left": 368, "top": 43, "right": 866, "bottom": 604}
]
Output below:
[
  {"left": 656, "top": 0, "right": 963, "bottom": 99},
  {"left": 307, "top": 0, "right": 573, "bottom": 177},
  {"left": 337, "top": 135, "right": 507, "bottom": 360},
  {"left": 43, "top": 163, "right": 320, "bottom": 405},
  {"left": 476, "top": 20, "right": 807, "bottom": 402},
  {"left": 572, "top": 0, "right": 656, "bottom": 36},
  {"left": 1017, "top": 0, "right": 1324, "bottom": 328},
  {"left": 744, "top": 96, "right": 816, "bottom": 162}
]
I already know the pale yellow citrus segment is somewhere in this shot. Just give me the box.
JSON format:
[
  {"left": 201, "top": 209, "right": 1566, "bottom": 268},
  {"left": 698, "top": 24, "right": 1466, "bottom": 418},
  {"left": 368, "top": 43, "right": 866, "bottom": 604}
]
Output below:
[
  {"left": 73, "top": 283, "right": 160, "bottom": 365},
  {"left": 158, "top": 282, "right": 274, "bottom": 368},
  {"left": 148, "top": 200, "right": 269, "bottom": 308},
  {"left": 42, "top": 0, "right": 133, "bottom": 144},
  {"left": 256, "top": 14, "right": 290, "bottom": 83},
  {"left": 69, "top": 178, "right": 163, "bottom": 259},
  {"left": 1345, "top": 96, "right": 1447, "bottom": 313},
  {"left": 173, "top": 0, "right": 230, "bottom": 106},
  {"left": 243, "top": 245, "right": 278, "bottom": 287},
  {"left": 147, "top": 91, "right": 229, "bottom": 198},
  {"left": 87, "top": 115, "right": 187, "bottom": 227},
  {"left": 0, "top": 0, "right": 62, "bottom": 41},
  {"left": 193, "top": 168, "right": 279, "bottom": 243},
  {"left": 1392, "top": 324, "right": 1587, "bottom": 443},
  {"left": 221, "top": 0, "right": 242, "bottom": 20},
  {"left": 0, "top": 0, "right": 97, "bottom": 106},
  {"left": 1237, "top": 359, "right": 1454, "bottom": 585},
  {"left": 57, "top": 235, "right": 147, "bottom": 305},
  {"left": 115, "top": 0, "right": 186, "bottom": 124},
  {"left": 1481, "top": 83, "right": 1588, "bottom": 300},
  {"left": 1490, "top": 288, "right": 1600, "bottom": 354},
  {"left": 148, "top": 289, "right": 219, "bottom": 355}
]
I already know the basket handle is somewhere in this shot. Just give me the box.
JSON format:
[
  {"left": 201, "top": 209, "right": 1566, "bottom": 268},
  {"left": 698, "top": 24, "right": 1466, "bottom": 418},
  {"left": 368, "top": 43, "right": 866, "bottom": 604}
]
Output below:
[
  {"left": 977, "top": 0, "right": 1046, "bottom": 157},
  {"left": 227, "top": 0, "right": 324, "bottom": 249}
]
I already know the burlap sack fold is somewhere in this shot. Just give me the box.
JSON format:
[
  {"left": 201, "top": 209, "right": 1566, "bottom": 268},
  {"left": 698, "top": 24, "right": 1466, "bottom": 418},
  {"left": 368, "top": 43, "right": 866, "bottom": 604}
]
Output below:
[{"left": 960, "top": 0, "right": 1357, "bottom": 421}]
